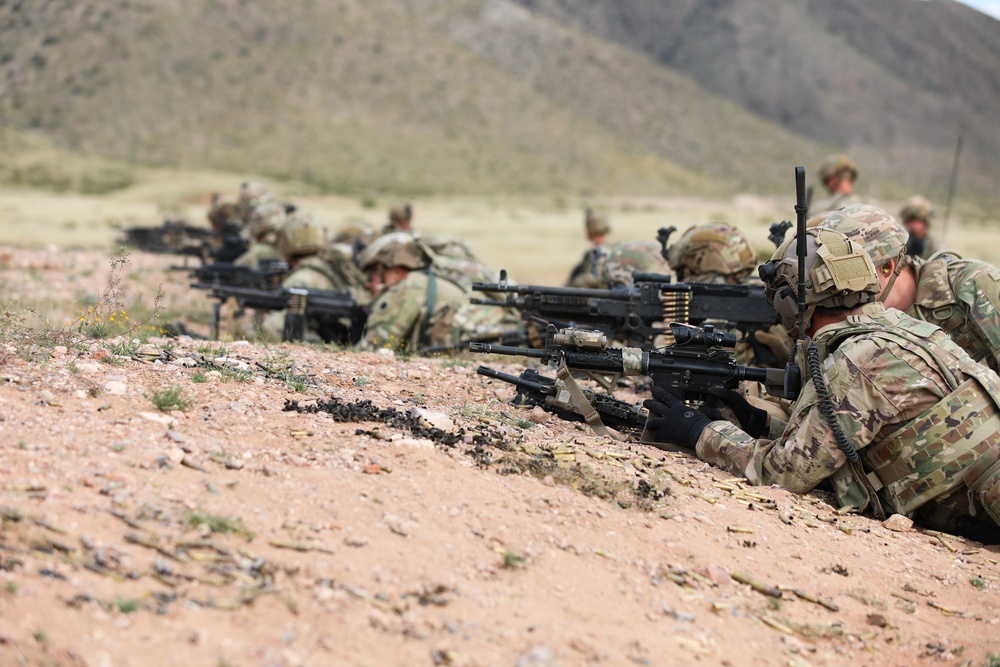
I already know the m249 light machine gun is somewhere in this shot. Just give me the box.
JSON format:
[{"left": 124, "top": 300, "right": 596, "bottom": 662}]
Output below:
[
  {"left": 470, "top": 271, "right": 781, "bottom": 356},
  {"left": 192, "top": 283, "right": 366, "bottom": 345}
]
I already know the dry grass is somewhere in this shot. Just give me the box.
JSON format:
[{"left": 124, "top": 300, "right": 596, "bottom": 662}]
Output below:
[{"left": 2, "top": 169, "right": 997, "bottom": 289}]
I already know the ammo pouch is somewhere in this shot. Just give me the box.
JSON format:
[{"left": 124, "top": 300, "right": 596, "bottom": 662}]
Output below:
[
  {"left": 962, "top": 443, "right": 1000, "bottom": 525},
  {"left": 863, "top": 377, "right": 1000, "bottom": 516}
]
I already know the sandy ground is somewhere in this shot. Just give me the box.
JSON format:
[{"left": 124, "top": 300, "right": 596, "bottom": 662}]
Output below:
[{"left": 0, "top": 245, "right": 999, "bottom": 667}]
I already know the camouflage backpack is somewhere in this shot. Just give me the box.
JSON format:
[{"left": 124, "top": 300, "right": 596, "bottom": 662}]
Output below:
[{"left": 599, "top": 239, "right": 672, "bottom": 288}]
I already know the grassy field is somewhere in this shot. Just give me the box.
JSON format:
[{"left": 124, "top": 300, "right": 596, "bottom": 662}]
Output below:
[{"left": 2, "top": 171, "right": 996, "bottom": 289}]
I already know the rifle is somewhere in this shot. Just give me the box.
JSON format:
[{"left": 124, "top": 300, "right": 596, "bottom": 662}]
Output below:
[
  {"left": 191, "top": 283, "right": 367, "bottom": 345},
  {"left": 470, "top": 271, "right": 780, "bottom": 351},
  {"left": 470, "top": 323, "right": 799, "bottom": 405},
  {"left": 477, "top": 365, "right": 646, "bottom": 434},
  {"left": 418, "top": 326, "right": 539, "bottom": 356}
]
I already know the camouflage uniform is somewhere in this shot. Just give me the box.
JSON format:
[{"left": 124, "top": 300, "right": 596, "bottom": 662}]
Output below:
[
  {"left": 566, "top": 210, "right": 611, "bottom": 288},
  {"left": 598, "top": 240, "right": 672, "bottom": 288},
  {"left": 236, "top": 181, "right": 277, "bottom": 226},
  {"left": 811, "top": 153, "right": 862, "bottom": 215},
  {"left": 696, "top": 302, "right": 1000, "bottom": 541},
  {"left": 234, "top": 201, "right": 286, "bottom": 268},
  {"left": 357, "top": 233, "right": 520, "bottom": 353},
  {"left": 682, "top": 228, "right": 1000, "bottom": 540},
  {"left": 358, "top": 271, "right": 519, "bottom": 353},
  {"left": 260, "top": 211, "right": 368, "bottom": 344},
  {"left": 662, "top": 223, "right": 787, "bottom": 367},
  {"left": 900, "top": 195, "right": 941, "bottom": 260},
  {"left": 380, "top": 204, "right": 413, "bottom": 236},
  {"left": 817, "top": 204, "right": 1000, "bottom": 374},
  {"left": 910, "top": 255, "right": 1000, "bottom": 373},
  {"left": 418, "top": 234, "right": 506, "bottom": 290}
]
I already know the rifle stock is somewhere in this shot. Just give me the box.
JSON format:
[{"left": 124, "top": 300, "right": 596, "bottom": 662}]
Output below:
[{"left": 477, "top": 365, "right": 646, "bottom": 433}]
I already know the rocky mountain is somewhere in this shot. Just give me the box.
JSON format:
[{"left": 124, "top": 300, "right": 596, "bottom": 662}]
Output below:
[{"left": 1, "top": 0, "right": 998, "bottom": 208}]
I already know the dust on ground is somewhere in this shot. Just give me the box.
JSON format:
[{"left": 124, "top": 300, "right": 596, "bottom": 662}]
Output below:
[{"left": 1, "top": 245, "right": 999, "bottom": 667}]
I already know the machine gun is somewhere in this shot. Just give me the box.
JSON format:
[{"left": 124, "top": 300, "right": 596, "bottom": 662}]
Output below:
[
  {"left": 119, "top": 219, "right": 248, "bottom": 264},
  {"left": 470, "top": 271, "right": 780, "bottom": 353},
  {"left": 477, "top": 366, "right": 646, "bottom": 434},
  {"left": 192, "top": 283, "right": 367, "bottom": 345},
  {"left": 470, "top": 323, "right": 799, "bottom": 405},
  {"left": 189, "top": 259, "right": 289, "bottom": 291}
]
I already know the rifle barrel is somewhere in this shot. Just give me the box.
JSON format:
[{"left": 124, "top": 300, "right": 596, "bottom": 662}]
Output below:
[{"left": 469, "top": 342, "right": 550, "bottom": 359}]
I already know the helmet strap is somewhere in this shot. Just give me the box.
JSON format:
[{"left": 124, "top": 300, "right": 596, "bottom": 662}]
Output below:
[{"left": 877, "top": 256, "right": 905, "bottom": 304}]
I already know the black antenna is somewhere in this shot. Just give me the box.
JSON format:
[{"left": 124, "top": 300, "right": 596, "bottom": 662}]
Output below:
[{"left": 794, "top": 166, "right": 807, "bottom": 339}]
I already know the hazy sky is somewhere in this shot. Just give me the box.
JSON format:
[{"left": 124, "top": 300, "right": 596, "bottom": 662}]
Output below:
[{"left": 958, "top": 0, "right": 1000, "bottom": 19}]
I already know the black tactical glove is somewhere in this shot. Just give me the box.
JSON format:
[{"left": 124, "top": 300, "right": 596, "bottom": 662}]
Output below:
[
  {"left": 703, "top": 387, "right": 770, "bottom": 438},
  {"left": 642, "top": 384, "right": 712, "bottom": 449}
]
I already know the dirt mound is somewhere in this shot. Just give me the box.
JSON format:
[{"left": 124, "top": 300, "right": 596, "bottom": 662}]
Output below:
[{"left": 1, "top": 246, "right": 998, "bottom": 667}]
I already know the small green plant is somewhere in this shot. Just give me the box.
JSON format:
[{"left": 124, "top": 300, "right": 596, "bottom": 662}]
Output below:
[
  {"left": 191, "top": 370, "right": 208, "bottom": 383},
  {"left": 260, "top": 353, "right": 308, "bottom": 392},
  {"left": 112, "top": 596, "right": 145, "bottom": 613},
  {"left": 353, "top": 376, "right": 370, "bottom": 388},
  {"left": 32, "top": 629, "right": 48, "bottom": 646},
  {"left": 3, "top": 581, "right": 17, "bottom": 595},
  {"left": 182, "top": 510, "right": 254, "bottom": 541},
  {"left": 501, "top": 549, "right": 527, "bottom": 569},
  {"left": 217, "top": 365, "right": 253, "bottom": 383},
  {"left": 970, "top": 576, "right": 987, "bottom": 590},
  {"left": 985, "top": 653, "right": 1000, "bottom": 667},
  {"left": 514, "top": 418, "right": 535, "bottom": 430},
  {"left": 148, "top": 386, "right": 192, "bottom": 412}
]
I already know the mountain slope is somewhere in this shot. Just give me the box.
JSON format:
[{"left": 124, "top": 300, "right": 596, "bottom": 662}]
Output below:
[
  {"left": 508, "top": 0, "right": 1000, "bottom": 202},
  {"left": 1, "top": 0, "right": 998, "bottom": 206}
]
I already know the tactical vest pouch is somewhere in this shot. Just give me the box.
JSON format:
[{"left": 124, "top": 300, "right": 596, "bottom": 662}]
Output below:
[
  {"left": 865, "top": 377, "right": 1000, "bottom": 516},
  {"left": 962, "top": 443, "right": 1000, "bottom": 525}
]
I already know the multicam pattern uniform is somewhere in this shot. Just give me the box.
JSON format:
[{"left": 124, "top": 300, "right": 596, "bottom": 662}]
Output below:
[
  {"left": 694, "top": 302, "right": 1000, "bottom": 539},
  {"left": 261, "top": 256, "right": 367, "bottom": 344},
  {"left": 233, "top": 238, "right": 282, "bottom": 267},
  {"left": 358, "top": 271, "right": 519, "bottom": 352},
  {"left": 565, "top": 245, "right": 608, "bottom": 288},
  {"left": 908, "top": 254, "right": 1000, "bottom": 373}
]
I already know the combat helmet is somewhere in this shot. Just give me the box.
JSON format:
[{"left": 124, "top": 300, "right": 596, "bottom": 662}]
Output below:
[
  {"left": 277, "top": 210, "right": 327, "bottom": 260},
  {"left": 759, "top": 228, "right": 879, "bottom": 338},
  {"left": 357, "top": 232, "right": 428, "bottom": 271},
  {"left": 814, "top": 204, "right": 908, "bottom": 268},
  {"left": 585, "top": 209, "right": 611, "bottom": 236},
  {"left": 899, "top": 195, "right": 935, "bottom": 225},
  {"left": 667, "top": 223, "right": 758, "bottom": 283},
  {"left": 817, "top": 153, "right": 858, "bottom": 183},
  {"left": 332, "top": 221, "right": 376, "bottom": 247},
  {"left": 247, "top": 201, "right": 287, "bottom": 239},
  {"left": 600, "top": 240, "right": 672, "bottom": 288}
]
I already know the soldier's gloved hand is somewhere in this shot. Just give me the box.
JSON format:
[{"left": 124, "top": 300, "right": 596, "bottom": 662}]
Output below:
[
  {"left": 750, "top": 328, "right": 792, "bottom": 367},
  {"left": 704, "top": 387, "right": 770, "bottom": 438},
  {"left": 642, "top": 385, "right": 712, "bottom": 449}
]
